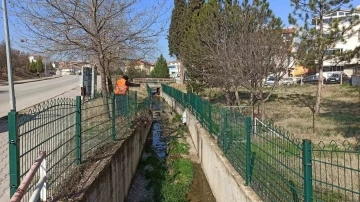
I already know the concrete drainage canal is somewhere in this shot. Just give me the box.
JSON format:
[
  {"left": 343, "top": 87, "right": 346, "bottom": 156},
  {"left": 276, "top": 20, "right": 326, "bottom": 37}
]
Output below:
[{"left": 128, "top": 95, "right": 215, "bottom": 202}]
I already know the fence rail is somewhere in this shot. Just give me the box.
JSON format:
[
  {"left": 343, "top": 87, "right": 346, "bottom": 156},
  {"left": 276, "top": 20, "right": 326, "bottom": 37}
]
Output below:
[
  {"left": 133, "top": 78, "right": 176, "bottom": 84},
  {"left": 10, "top": 151, "right": 46, "bottom": 202},
  {"left": 161, "top": 83, "right": 360, "bottom": 202},
  {"left": 8, "top": 86, "right": 152, "bottom": 200}
]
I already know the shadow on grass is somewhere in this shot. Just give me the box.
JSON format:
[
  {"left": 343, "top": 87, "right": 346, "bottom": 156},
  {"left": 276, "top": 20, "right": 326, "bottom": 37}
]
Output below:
[
  {"left": 320, "top": 99, "right": 360, "bottom": 139},
  {"left": 269, "top": 92, "right": 360, "bottom": 140},
  {"left": 209, "top": 91, "right": 278, "bottom": 105}
]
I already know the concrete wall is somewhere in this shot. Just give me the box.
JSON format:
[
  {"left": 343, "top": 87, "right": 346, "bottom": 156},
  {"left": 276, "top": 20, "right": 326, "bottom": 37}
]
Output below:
[
  {"left": 161, "top": 91, "right": 261, "bottom": 202},
  {"left": 79, "top": 116, "right": 152, "bottom": 202}
]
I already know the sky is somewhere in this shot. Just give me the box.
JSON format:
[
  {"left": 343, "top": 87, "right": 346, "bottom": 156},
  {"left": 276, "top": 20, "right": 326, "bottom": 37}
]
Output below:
[{"left": 2, "top": 0, "right": 360, "bottom": 62}]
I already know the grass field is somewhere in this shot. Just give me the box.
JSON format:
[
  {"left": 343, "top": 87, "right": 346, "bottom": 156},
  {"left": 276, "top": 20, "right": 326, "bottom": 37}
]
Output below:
[
  {"left": 171, "top": 83, "right": 360, "bottom": 144},
  {"left": 264, "top": 84, "right": 360, "bottom": 143}
]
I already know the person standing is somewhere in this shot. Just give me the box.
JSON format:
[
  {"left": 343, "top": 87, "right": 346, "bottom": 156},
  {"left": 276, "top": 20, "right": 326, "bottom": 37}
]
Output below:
[{"left": 114, "top": 75, "right": 140, "bottom": 116}]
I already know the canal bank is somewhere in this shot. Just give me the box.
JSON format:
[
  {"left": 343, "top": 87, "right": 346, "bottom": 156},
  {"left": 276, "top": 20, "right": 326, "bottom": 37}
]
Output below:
[{"left": 128, "top": 96, "right": 215, "bottom": 202}]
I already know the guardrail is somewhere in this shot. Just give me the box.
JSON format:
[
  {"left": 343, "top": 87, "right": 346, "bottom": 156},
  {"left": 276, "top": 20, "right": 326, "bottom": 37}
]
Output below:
[
  {"left": 10, "top": 151, "right": 46, "bottom": 202},
  {"left": 133, "top": 78, "right": 176, "bottom": 83}
]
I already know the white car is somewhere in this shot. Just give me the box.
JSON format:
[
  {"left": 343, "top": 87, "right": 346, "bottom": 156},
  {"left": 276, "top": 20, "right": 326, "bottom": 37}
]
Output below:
[{"left": 279, "top": 78, "right": 295, "bottom": 85}]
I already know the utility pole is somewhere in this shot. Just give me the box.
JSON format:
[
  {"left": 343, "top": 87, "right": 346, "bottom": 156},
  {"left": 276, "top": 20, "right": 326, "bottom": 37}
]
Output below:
[
  {"left": 2, "top": 0, "right": 16, "bottom": 111},
  {"left": 44, "top": 59, "right": 47, "bottom": 78}
]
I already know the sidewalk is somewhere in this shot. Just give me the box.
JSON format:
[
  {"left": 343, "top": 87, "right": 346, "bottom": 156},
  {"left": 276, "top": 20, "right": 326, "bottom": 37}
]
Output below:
[{"left": 0, "top": 75, "right": 62, "bottom": 86}]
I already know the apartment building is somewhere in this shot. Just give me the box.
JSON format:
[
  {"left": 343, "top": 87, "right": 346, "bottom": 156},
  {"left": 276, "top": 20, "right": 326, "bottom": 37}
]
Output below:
[
  {"left": 313, "top": 7, "right": 360, "bottom": 76},
  {"left": 167, "top": 60, "right": 181, "bottom": 80}
]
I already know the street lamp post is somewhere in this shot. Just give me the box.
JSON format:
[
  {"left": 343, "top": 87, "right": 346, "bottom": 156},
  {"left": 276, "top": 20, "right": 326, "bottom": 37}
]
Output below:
[
  {"left": 2, "top": 0, "right": 16, "bottom": 111},
  {"left": 44, "top": 59, "right": 47, "bottom": 78}
]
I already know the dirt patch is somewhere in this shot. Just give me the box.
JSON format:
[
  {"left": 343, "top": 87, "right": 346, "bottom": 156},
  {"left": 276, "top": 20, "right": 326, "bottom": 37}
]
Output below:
[{"left": 51, "top": 141, "right": 121, "bottom": 201}]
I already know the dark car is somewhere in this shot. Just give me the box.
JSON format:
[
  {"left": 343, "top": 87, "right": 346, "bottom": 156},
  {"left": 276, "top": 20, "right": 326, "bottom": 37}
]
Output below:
[
  {"left": 326, "top": 73, "right": 349, "bottom": 84},
  {"left": 300, "top": 75, "right": 323, "bottom": 84}
]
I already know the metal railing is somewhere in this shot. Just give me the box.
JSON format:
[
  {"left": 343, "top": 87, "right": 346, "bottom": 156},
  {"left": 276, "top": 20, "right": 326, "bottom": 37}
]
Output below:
[
  {"left": 162, "top": 83, "right": 360, "bottom": 202},
  {"left": 133, "top": 78, "right": 176, "bottom": 84},
  {"left": 8, "top": 85, "right": 152, "bottom": 200},
  {"left": 10, "top": 151, "right": 46, "bottom": 202}
]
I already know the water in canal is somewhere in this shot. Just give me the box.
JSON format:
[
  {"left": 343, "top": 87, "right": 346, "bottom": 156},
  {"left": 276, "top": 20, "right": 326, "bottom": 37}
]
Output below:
[{"left": 127, "top": 95, "right": 215, "bottom": 202}]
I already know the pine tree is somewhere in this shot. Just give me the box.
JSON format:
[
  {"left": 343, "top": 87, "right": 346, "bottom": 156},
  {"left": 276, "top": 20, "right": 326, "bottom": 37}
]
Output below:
[
  {"left": 289, "top": 0, "right": 360, "bottom": 113},
  {"left": 168, "top": 0, "right": 187, "bottom": 58},
  {"left": 29, "top": 61, "right": 37, "bottom": 73},
  {"left": 152, "top": 54, "right": 169, "bottom": 78},
  {"left": 180, "top": 0, "right": 220, "bottom": 91},
  {"left": 168, "top": 0, "right": 187, "bottom": 83},
  {"left": 36, "top": 57, "right": 44, "bottom": 73}
]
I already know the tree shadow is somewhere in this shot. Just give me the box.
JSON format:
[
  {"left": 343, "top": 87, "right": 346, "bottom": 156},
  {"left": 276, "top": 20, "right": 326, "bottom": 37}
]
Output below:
[
  {"left": 274, "top": 93, "right": 360, "bottom": 140},
  {"left": 209, "top": 91, "right": 278, "bottom": 105},
  {"left": 320, "top": 99, "right": 360, "bottom": 139},
  {"left": 0, "top": 117, "right": 7, "bottom": 133}
]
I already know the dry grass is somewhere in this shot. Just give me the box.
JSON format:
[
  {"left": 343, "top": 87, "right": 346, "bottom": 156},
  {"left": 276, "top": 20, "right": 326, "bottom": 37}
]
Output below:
[
  {"left": 265, "top": 84, "right": 360, "bottom": 144},
  {"left": 197, "top": 84, "right": 360, "bottom": 144}
]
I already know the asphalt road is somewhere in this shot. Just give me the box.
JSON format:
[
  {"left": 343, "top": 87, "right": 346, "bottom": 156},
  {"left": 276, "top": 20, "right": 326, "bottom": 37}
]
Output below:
[{"left": 0, "top": 75, "right": 80, "bottom": 117}]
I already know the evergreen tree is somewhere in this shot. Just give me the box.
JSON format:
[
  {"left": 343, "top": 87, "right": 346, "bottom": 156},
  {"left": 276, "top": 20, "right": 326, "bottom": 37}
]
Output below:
[
  {"left": 180, "top": 0, "right": 220, "bottom": 90},
  {"left": 29, "top": 61, "right": 37, "bottom": 73},
  {"left": 169, "top": 0, "right": 204, "bottom": 83},
  {"left": 289, "top": 0, "right": 360, "bottom": 113},
  {"left": 168, "top": 0, "right": 187, "bottom": 58},
  {"left": 35, "top": 57, "right": 44, "bottom": 73},
  {"left": 152, "top": 54, "right": 169, "bottom": 78},
  {"left": 168, "top": 0, "right": 187, "bottom": 83}
]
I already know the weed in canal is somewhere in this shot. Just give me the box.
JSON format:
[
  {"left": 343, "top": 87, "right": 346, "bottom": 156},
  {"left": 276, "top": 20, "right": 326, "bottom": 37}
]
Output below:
[
  {"left": 172, "top": 114, "right": 182, "bottom": 123},
  {"left": 137, "top": 129, "right": 194, "bottom": 201}
]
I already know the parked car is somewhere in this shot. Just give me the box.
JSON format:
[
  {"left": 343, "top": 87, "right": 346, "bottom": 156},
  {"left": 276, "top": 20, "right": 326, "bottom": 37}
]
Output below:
[
  {"left": 265, "top": 76, "right": 276, "bottom": 86},
  {"left": 279, "top": 78, "right": 295, "bottom": 85},
  {"left": 326, "top": 73, "right": 350, "bottom": 84},
  {"left": 300, "top": 75, "right": 325, "bottom": 84}
]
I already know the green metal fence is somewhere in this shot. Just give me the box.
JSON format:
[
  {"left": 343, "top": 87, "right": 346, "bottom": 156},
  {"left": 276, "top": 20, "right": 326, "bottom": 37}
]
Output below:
[
  {"left": 161, "top": 83, "right": 360, "bottom": 202},
  {"left": 8, "top": 86, "right": 152, "bottom": 200}
]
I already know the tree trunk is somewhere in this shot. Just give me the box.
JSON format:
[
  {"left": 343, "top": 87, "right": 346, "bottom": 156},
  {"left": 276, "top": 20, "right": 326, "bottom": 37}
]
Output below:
[
  {"left": 315, "top": 65, "right": 323, "bottom": 113},
  {"left": 312, "top": 111, "right": 315, "bottom": 133},
  {"left": 225, "top": 89, "right": 232, "bottom": 106},
  {"left": 260, "top": 93, "right": 265, "bottom": 121},
  {"left": 178, "top": 57, "right": 185, "bottom": 84},
  {"left": 234, "top": 87, "right": 241, "bottom": 106}
]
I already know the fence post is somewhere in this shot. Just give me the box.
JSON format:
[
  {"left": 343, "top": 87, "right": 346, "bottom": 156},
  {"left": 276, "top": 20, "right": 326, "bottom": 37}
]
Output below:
[
  {"left": 303, "top": 139, "right": 313, "bottom": 202},
  {"left": 209, "top": 105, "right": 213, "bottom": 135},
  {"left": 245, "top": 116, "right": 252, "bottom": 185},
  {"left": 75, "top": 96, "right": 82, "bottom": 165},
  {"left": 126, "top": 93, "right": 130, "bottom": 127},
  {"left": 111, "top": 93, "right": 116, "bottom": 141},
  {"left": 134, "top": 91, "right": 138, "bottom": 116},
  {"left": 8, "top": 110, "right": 20, "bottom": 197},
  {"left": 222, "top": 109, "right": 228, "bottom": 153}
]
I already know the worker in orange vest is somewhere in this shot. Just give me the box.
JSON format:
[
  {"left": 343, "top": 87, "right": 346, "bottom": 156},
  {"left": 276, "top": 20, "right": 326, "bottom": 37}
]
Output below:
[{"left": 114, "top": 75, "right": 140, "bottom": 116}]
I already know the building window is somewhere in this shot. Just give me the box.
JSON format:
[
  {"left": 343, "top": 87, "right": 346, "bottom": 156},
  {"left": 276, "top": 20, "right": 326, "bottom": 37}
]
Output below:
[
  {"left": 358, "top": 30, "right": 360, "bottom": 41},
  {"left": 324, "top": 49, "right": 343, "bottom": 55},
  {"left": 338, "top": 12, "right": 344, "bottom": 16}
]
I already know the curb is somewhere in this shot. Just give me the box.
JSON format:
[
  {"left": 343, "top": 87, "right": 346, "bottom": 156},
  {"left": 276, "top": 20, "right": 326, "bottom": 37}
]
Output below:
[{"left": 0, "top": 76, "right": 62, "bottom": 86}]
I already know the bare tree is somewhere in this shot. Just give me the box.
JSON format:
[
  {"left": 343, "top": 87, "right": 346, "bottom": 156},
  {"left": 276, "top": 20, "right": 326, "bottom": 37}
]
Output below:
[
  {"left": 181, "top": 1, "right": 291, "bottom": 120},
  {"left": 11, "top": 0, "right": 166, "bottom": 98}
]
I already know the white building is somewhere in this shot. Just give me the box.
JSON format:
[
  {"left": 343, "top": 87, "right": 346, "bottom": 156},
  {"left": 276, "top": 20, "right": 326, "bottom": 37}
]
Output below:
[
  {"left": 167, "top": 61, "right": 181, "bottom": 80},
  {"left": 314, "top": 7, "right": 360, "bottom": 76},
  {"left": 28, "top": 55, "right": 37, "bottom": 63}
]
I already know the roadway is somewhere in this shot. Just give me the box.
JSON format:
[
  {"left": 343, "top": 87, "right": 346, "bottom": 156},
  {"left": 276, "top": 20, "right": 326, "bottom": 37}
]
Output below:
[{"left": 0, "top": 75, "right": 80, "bottom": 118}]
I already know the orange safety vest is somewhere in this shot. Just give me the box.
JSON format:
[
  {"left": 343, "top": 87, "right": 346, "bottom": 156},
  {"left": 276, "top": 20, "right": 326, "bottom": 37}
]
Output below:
[{"left": 114, "top": 78, "right": 129, "bottom": 95}]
